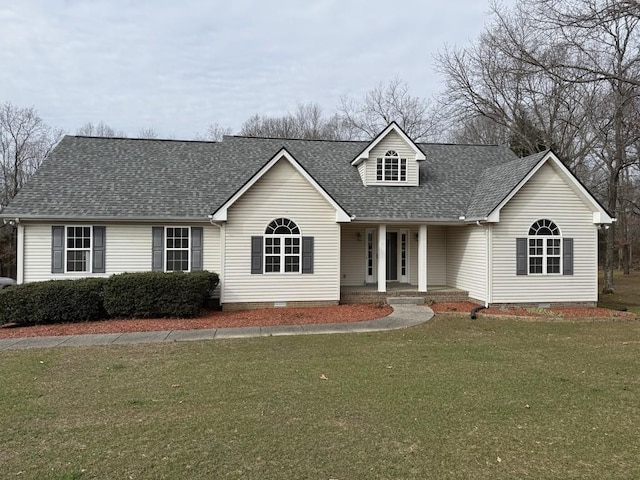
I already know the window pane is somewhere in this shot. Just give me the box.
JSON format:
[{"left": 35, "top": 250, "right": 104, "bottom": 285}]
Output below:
[
  {"left": 67, "top": 250, "right": 89, "bottom": 272},
  {"left": 285, "top": 256, "right": 300, "bottom": 272},
  {"left": 265, "top": 256, "right": 280, "bottom": 273},
  {"left": 529, "top": 257, "right": 543, "bottom": 274},
  {"left": 167, "top": 250, "right": 189, "bottom": 271},
  {"left": 547, "top": 257, "right": 560, "bottom": 274}
]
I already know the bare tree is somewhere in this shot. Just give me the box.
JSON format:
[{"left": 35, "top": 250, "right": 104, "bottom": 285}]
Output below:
[
  {"left": 239, "top": 103, "right": 348, "bottom": 140},
  {"left": 76, "top": 121, "right": 126, "bottom": 137},
  {"left": 0, "top": 102, "right": 63, "bottom": 209},
  {"left": 0, "top": 102, "right": 63, "bottom": 276},
  {"left": 338, "top": 78, "right": 439, "bottom": 141},
  {"left": 194, "top": 123, "right": 233, "bottom": 142},
  {"left": 137, "top": 127, "right": 159, "bottom": 139},
  {"left": 438, "top": 0, "right": 640, "bottom": 292}
]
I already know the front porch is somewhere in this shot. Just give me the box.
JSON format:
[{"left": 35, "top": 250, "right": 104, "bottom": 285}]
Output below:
[{"left": 340, "top": 284, "right": 474, "bottom": 305}]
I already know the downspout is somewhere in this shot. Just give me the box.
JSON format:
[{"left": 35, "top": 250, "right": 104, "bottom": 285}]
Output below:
[
  {"left": 476, "top": 221, "right": 491, "bottom": 308},
  {"left": 17, "top": 222, "right": 24, "bottom": 284},
  {"left": 3, "top": 218, "right": 22, "bottom": 283},
  {"left": 208, "top": 216, "right": 225, "bottom": 305}
]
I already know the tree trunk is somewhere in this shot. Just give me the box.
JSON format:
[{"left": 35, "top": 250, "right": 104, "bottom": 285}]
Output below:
[
  {"left": 602, "top": 173, "right": 618, "bottom": 294},
  {"left": 602, "top": 224, "right": 616, "bottom": 294}
]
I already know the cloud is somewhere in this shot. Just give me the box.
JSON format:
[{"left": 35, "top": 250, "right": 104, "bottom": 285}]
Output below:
[{"left": 0, "top": 0, "right": 505, "bottom": 138}]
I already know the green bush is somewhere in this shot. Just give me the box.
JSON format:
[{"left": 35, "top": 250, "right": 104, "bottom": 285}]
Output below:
[
  {"left": 103, "top": 270, "right": 219, "bottom": 319},
  {"left": 0, "top": 277, "right": 108, "bottom": 326}
]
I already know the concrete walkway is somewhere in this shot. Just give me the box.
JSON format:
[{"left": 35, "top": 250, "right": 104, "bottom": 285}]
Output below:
[{"left": 0, "top": 304, "right": 434, "bottom": 351}]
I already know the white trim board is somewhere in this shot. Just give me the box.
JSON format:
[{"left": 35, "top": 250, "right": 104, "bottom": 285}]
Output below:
[
  {"left": 486, "top": 151, "right": 613, "bottom": 224},
  {"left": 211, "top": 148, "right": 352, "bottom": 223},
  {"left": 351, "top": 121, "right": 426, "bottom": 166}
]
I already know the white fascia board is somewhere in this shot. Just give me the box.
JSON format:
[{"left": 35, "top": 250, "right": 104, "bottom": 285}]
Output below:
[
  {"left": 211, "top": 148, "right": 351, "bottom": 223},
  {"left": 485, "top": 151, "right": 613, "bottom": 224},
  {"left": 351, "top": 122, "right": 426, "bottom": 166}
]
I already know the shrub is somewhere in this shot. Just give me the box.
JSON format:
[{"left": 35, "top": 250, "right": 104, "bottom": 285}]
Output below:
[
  {"left": 103, "top": 270, "right": 219, "bottom": 319},
  {"left": 0, "top": 277, "right": 108, "bottom": 326}
]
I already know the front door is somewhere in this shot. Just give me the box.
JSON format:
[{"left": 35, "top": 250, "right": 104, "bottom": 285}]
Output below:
[{"left": 386, "top": 232, "right": 398, "bottom": 281}]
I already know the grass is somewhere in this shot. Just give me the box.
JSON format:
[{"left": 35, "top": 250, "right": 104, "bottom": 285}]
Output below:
[
  {"left": 1, "top": 316, "right": 640, "bottom": 479},
  {"left": 598, "top": 269, "right": 640, "bottom": 314}
]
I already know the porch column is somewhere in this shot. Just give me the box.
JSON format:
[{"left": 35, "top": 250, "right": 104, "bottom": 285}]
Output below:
[
  {"left": 418, "top": 224, "right": 427, "bottom": 292},
  {"left": 377, "top": 224, "right": 386, "bottom": 292}
]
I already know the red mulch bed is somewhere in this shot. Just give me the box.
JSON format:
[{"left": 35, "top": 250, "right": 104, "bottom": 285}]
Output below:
[
  {"left": 0, "top": 304, "right": 393, "bottom": 339},
  {"left": 431, "top": 301, "right": 636, "bottom": 319}
]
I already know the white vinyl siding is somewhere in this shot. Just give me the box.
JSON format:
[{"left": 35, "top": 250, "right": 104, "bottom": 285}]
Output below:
[
  {"left": 366, "top": 130, "right": 419, "bottom": 186},
  {"left": 357, "top": 162, "right": 367, "bottom": 184},
  {"left": 339, "top": 224, "right": 446, "bottom": 287},
  {"left": 446, "top": 225, "right": 486, "bottom": 302},
  {"left": 223, "top": 158, "right": 340, "bottom": 304},
  {"left": 491, "top": 162, "right": 598, "bottom": 303},
  {"left": 22, "top": 223, "right": 221, "bottom": 283},
  {"left": 426, "top": 225, "right": 447, "bottom": 285},
  {"left": 340, "top": 223, "right": 366, "bottom": 286}
]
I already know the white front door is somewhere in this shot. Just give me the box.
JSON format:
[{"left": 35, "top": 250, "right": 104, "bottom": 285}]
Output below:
[{"left": 366, "top": 228, "right": 409, "bottom": 284}]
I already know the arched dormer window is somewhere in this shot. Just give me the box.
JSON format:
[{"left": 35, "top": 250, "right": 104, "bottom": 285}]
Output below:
[
  {"left": 528, "top": 219, "right": 561, "bottom": 274},
  {"left": 264, "top": 218, "right": 302, "bottom": 273},
  {"left": 376, "top": 150, "right": 407, "bottom": 182}
]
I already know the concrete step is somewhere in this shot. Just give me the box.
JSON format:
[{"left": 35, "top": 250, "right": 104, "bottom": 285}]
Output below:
[{"left": 387, "top": 296, "right": 425, "bottom": 305}]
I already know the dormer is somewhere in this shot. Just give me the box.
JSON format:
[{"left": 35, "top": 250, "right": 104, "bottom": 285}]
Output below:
[{"left": 351, "top": 122, "right": 425, "bottom": 186}]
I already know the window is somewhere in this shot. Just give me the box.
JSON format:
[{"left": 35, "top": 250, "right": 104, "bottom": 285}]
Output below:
[
  {"left": 52, "top": 225, "right": 105, "bottom": 275},
  {"left": 264, "top": 218, "right": 301, "bottom": 273},
  {"left": 166, "top": 227, "right": 190, "bottom": 271},
  {"left": 528, "top": 219, "right": 561, "bottom": 274},
  {"left": 66, "top": 226, "right": 92, "bottom": 272},
  {"left": 376, "top": 150, "right": 407, "bottom": 182},
  {"left": 152, "top": 227, "right": 202, "bottom": 272}
]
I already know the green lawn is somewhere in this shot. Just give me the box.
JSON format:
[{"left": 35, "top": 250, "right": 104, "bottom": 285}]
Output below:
[
  {"left": 599, "top": 270, "right": 640, "bottom": 314},
  {"left": 2, "top": 316, "right": 640, "bottom": 479}
]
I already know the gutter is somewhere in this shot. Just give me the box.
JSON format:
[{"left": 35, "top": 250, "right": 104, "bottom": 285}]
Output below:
[{"left": 0, "top": 214, "right": 213, "bottom": 223}]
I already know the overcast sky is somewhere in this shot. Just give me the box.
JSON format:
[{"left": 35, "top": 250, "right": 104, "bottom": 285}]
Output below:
[{"left": 1, "top": 0, "right": 506, "bottom": 139}]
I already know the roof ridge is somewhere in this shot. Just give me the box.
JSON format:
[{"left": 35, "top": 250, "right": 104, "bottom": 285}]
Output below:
[
  {"left": 224, "top": 134, "right": 367, "bottom": 143},
  {"left": 71, "top": 135, "right": 218, "bottom": 144}
]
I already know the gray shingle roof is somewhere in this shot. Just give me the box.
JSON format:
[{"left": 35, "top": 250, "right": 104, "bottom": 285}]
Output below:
[
  {"left": 465, "top": 150, "right": 549, "bottom": 220},
  {"left": 3, "top": 134, "right": 532, "bottom": 222}
]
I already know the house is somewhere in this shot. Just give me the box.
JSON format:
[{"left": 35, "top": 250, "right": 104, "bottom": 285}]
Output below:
[{"left": 0, "top": 122, "right": 613, "bottom": 310}]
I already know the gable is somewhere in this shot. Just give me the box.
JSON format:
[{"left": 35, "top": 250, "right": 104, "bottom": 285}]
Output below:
[
  {"left": 211, "top": 148, "right": 351, "bottom": 223},
  {"left": 353, "top": 124, "right": 424, "bottom": 186},
  {"left": 487, "top": 152, "right": 613, "bottom": 224}
]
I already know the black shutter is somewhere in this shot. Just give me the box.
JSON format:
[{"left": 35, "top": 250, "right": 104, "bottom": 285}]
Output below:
[
  {"left": 516, "top": 238, "right": 527, "bottom": 275},
  {"left": 563, "top": 238, "right": 574, "bottom": 275},
  {"left": 302, "top": 236, "right": 314, "bottom": 274},
  {"left": 251, "top": 236, "right": 263, "bottom": 274},
  {"left": 152, "top": 227, "right": 164, "bottom": 271},
  {"left": 92, "top": 226, "right": 106, "bottom": 273},
  {"left": 52, "top": 226, "right": 65, "bottom": 273},
  {"left": 191, "top": 227, "right": 203, "bottom": 271}
]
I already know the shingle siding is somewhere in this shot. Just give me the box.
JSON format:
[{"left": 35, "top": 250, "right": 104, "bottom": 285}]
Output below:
[{"left": 491, "top": 163, "right": 598, "bottom": 303}]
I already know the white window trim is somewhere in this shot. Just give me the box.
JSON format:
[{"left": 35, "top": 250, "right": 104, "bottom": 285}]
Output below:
[
  {"left": 527, "top": 236, "right": 562, "bottom": 275},
  {"left": 365, "top": 228, "right": 376, "bottom": 283},
  {"left": 64, "top": 225, "right": 92, "bottom": 274},
  {"left": 376, "top": 151, "right": 407, "bottom": 182},
  {"left": 399, "top": 229, "right": 409, "bottom": 283},
  {"left": 164, "top": 226, "right": 191, "bottom": 272},
  {"left": 263, "top": 218, "right": 302, "bottom": 275},
  {"left": 528, "top": 219, "right": 562, "bottom": 275},
  {"left": 263, "top": 235, "right": 302, "bottom": 274}
]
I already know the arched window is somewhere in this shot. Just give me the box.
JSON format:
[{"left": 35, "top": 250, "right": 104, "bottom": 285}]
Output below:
[
  {"left": 528, "top": 219, "right": 561, "bottom": 274},
  {"left": 264, "top": 218, "right": 302, "bottom": 273},
  {"left": 376, "top": 150, "right": 407, "bottom": 182}
]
